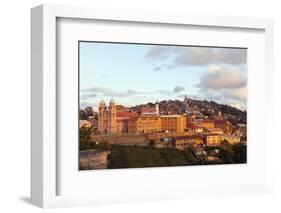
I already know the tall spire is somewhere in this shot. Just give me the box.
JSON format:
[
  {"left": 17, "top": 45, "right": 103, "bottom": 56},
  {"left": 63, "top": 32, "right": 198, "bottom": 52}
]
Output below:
[
  {"left": 155, "top": 100, "right": 159, "bottom": 116},
  {"left": 184, "top": 94, "right": 189, "bottom": 114}
]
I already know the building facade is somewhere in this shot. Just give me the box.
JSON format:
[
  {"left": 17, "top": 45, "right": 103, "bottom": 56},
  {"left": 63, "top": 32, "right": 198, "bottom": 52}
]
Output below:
[
  {"left": 98, "top": 100, "right": 189, "bottom": 135},
  {"left": 99, "top": 100, "right": 163, "bottom": 134},
  {"left": 205, "top": 134, "right": 240, "bottom": 146},
  {"left": 98, "top": 100, "right": 141, "bottom": 134},
  {"left": 98, "top": 100, "right": 117, "bottom": 134},
  {"left": 174, "top": 135, "right": 204, "bottom": 150},
  {"left": 136, "top": 115, "right": 162, "bottom": 133},
  {"left": 160, "top": 115, "right": 186, "bottom": 133}
]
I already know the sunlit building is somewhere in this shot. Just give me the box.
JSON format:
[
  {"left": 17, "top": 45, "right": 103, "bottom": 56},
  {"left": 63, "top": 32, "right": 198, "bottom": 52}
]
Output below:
[
  {"left": 135, "top": 115, "right": 162, "bottom": 133},
  {"left": 160, "top": 115, "right": 186, "bottom": 133},
  {"left": 214, "top": 119, "right": 232, "bottom": 134},
  {"left": 174, "top": 135, "right": 204, "bottom": 150},
  {"left": 205, "top": 134, "right": 240, "bottom": 146},
  {"left": 98, "top": 100, "right": 117, "bottom": 134}
]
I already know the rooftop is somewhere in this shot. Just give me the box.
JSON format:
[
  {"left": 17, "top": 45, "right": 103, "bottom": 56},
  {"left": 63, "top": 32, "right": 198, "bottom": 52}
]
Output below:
[
  {"left": 116, "top": 111, "right": 139, "bottom": 118},
  {"left": 160, "top": 115, "right": 182, "bottom": 118},
  {"left": 205, "top": 127, "right": 223, "bottom": 132}
]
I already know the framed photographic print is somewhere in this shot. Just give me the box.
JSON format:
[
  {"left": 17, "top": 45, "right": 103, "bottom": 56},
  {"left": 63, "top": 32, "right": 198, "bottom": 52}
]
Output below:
[
  {"left": 31, "top": 4, "right": 274, "bottom": 208},
  {"left": 78, "top": 41, "right": 247, "bottom": 170}
]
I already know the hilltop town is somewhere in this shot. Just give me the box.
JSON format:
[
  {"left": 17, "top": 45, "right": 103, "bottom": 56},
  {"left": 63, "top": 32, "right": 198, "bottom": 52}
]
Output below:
[{"left": 79, "top": 96, "right": 247, "bottom": 170}]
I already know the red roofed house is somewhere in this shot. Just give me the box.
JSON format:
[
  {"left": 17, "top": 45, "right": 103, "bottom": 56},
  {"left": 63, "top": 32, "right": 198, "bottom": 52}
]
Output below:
[
  {"left": 116, "top": 111, "right": 139, "bottom": 133},
  {"left": 214, "top": 119, "right": 232, "bottom": 134},
  {"left": 201, "top": 119, "right": 215, "bottom": 129},
  {"left": 186, "top": 122, "right": 204, "bottom": 133}
]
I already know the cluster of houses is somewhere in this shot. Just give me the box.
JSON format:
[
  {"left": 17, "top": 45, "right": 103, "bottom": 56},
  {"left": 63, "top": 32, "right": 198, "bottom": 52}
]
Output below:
[{"left": 80, "top": 98, "right": 246, "bottom": 150}]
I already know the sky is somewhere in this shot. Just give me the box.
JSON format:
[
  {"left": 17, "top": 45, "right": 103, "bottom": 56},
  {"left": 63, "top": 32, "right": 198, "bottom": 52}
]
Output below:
[{"left": 79, "top": 42, "right": 247, "bottom": 110}]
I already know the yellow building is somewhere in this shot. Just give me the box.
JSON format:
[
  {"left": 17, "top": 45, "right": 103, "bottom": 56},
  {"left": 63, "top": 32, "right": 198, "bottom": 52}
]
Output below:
[
  {"left": 206, "top": 134, "right": 241, "bottom": 146},
  {"left": 205, "top": 134, "right": 222, "bottom": 146},
  {"left": 201, "top": 120, "right": 215, "bottom": 129},
  {"left": 128, "top": 117, "right": 138, "bottom": 133},
  {"left": 147, "top": 131, "right": 192, "bottom": 141},
  {"left": 135, "top": 115, "right": 162, "bottom": 133},
  {"left": 98, "top": 100, "right": 190, "bottom": 135},
  {"left": 160, "top": 115, "right": 186, "bottom": 133},
  {"left": 221, "top": 134, "right": 241, "bottom": 145},
  {"left": 205, "top": 127, "right": 224, "bottom": 134},
  {"left": 174, "top": 136, "right": 204, "bottom": 150}
]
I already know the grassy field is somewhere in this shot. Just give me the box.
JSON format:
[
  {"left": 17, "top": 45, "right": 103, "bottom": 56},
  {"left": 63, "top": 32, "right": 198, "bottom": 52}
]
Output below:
[{"left": 108, "top": 145, "right": 191, "bottom": 169}]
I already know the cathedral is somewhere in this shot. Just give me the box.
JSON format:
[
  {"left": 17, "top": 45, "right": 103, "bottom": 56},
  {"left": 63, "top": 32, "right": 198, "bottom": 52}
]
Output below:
[
  {"left": 98, "top": 99, "right": 186, "bottom": 134},
  {"left": 98, "top": 99, "right": 117, "bottom": 134},
  {"left": 98, "top": 99, "right": 139, "bottom": 134},
  {"left": 98, "top": 99, "right": 160, "bottom": 134}
]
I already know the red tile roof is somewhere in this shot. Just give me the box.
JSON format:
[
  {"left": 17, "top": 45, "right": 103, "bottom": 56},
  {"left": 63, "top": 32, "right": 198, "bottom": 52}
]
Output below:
[
  {"left": 214, "top": 119, "right": 227, "bottom": 124},
  {"left": 140, "top": 114, "right": 159, "bottom": 118},
  {"left": 186, "top": 123, "right": 194, "bottom": 128},
  {"left": 202, "top": 119, "right": 214, "bottom": 123},
  {"left": 186, "top": 123, "right": 202, "bottom": 129},
  {"left": 206, "top": 127, "right": 223, "bottom": 132},
  {"left": 116, "top": 112, "right": 139, "bottom": 119},
  {"left": 141, "top": 106, "right": 156, "bottom": 113}
]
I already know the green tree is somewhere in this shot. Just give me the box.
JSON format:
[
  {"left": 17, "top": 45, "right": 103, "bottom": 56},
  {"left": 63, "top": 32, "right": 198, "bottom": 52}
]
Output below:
[
  {"left": 181, "top": 148, "right": 199, "bottom": 165},
  {"left": 232, "top": 143, "right": 247, "bottom": 163},
  {"left": 218, "top": 147, "right": 234, "bottom": 164},
  {"left": 79, "top": 125, "right": 94, "bottom": 150}
]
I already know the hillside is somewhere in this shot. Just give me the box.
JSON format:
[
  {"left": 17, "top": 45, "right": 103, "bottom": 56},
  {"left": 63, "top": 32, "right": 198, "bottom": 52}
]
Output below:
[{"left": 130, "top": 98, "right": 246, "bottom": 125}]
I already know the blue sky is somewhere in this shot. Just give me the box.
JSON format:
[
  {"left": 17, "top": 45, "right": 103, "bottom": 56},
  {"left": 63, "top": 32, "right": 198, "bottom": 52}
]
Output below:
[{"left": 79, "top": 42, "right": 247, "bottom": 110}]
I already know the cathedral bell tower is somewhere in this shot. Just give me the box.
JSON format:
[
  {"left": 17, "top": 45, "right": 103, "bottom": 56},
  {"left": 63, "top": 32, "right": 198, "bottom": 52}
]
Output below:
[
  {"left": 98, "top": 100, "right": 106, "bottom": 134},
  {"left": 108, "top": 99, "right": 117, "bottom": 133},
  {"left": 155, "top": 100, "right": 159, "bottom": 116}
]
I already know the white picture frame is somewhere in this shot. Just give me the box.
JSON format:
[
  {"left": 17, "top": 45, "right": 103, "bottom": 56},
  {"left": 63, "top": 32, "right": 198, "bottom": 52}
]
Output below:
[{"left": 31, "top": 4, "right": 274, "bottom": 208}]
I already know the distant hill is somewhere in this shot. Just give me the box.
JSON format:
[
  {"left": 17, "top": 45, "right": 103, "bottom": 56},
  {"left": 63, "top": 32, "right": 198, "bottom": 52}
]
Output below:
[{"left": 129, "top": 98, "right": 246, "bottom": 125}]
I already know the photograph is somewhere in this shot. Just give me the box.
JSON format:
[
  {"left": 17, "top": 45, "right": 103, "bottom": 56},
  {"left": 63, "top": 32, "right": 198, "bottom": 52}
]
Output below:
[{"left": 79, "top": 41, "right": 247, "bottom": 170}]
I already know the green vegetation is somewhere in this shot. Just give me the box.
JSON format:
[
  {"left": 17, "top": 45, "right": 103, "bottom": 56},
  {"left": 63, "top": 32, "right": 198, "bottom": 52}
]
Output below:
[
  {"left": 107, "top": 142, "right": 247, "bottom": 168},
  {"left": 80, "top": 135, "right": 247, "bottom": 168},
  {"left": 79, "top": 125, "right": 94, "bottom": 150},
  {"left": 108, "top": 145, "right": 188, "bottom": 169},
  {"left": 180, "top": 148, "right": 200, "bottom": 165},
  {"left": 232, "top": 143, "right": 247, "bottom": 163},
  {"left": 206, "top": 141, "right": 247, "bottom": 164}
]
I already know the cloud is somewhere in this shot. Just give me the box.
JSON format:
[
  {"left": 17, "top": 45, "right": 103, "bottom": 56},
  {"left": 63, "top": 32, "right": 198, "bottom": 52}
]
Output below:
[
  {"left": 153, "top": 66, "right": 162, "bottom": 72},
  {"left": 173, "top": 86, "right": 185, "bottom": 93},
  {"left": 80, "top": 93, "right": 97, "bottom": 100},
  {"left": 153, "top": 63, "right": 176, "bottom": 72},
  {"left": 157, "top": 86, "right": 185, "bottom": 96},
  {"left": 80, "top": 101, "right": 99, "bottom": 109},
  {"left": 174, "top": 47, "right": 247, "bottom": 66},
  {"left": 145, "top": 46, "right": 247, "bottom": 69},
  {"left": 197, "top": 66, "right": 246, "bottom": 90},
  {"left": 81, "top": 87, "right": 148, "bottom": 98},
  {"left": 158, "top": 90, "right": 171, "bottom": 96},
  {"left": 222, "top": 87, "right": 247, "bottom": 102},
  {"left": 145, "top": 46, "right": 171, "bottom": 60},
  {"left": 196, "top": 66, "right": 247, "bottom": 110}
]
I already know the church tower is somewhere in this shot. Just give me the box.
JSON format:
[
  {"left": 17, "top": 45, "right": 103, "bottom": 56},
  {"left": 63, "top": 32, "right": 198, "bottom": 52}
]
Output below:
[
  {"left": 108, "top": 99, "right": 117, "bottom": 133},
  {"left": 98, "top": 100, "right": 106, "bottom": 134},
  {"left": 184, "top": 94, "right": 189, "bottom": 114},
  {"left": 155, "top": 100, "right": 159, "bottom": 116}
]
